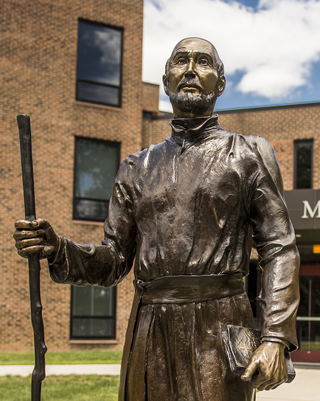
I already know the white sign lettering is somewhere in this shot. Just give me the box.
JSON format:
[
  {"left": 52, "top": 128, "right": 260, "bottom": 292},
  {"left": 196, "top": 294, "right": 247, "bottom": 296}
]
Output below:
[{"left": 301, "top": 200, "right": 320, "bottom": 219}]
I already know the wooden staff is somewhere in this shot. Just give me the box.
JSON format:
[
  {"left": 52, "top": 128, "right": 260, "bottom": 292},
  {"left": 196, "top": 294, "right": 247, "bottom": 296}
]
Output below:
[{"left": 17, "top": 114, "right": 47, "bottom": 401}]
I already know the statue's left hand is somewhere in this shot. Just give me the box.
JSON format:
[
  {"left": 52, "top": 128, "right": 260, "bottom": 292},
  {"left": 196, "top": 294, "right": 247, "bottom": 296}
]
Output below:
[{"left": 241, "top": 342, "right": 288, "bottom": 391}]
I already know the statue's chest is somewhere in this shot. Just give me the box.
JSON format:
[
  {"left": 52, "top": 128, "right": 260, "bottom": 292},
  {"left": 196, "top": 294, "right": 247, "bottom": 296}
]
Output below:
[{"left": 133, "top": 143, "right": 243, "bottom": 218}]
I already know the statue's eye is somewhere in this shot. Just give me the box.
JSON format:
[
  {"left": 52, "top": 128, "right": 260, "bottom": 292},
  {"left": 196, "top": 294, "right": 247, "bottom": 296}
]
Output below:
[
  {"left": 199, "top": 58, "right": 209, "bottom": 66},
  {"left": 176, "top": 58, "right": 187, "bottom": 65}
]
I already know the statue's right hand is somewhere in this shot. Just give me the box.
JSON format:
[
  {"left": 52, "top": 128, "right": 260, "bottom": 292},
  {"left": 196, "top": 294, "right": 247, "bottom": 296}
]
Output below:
[{"left": 13, "top": 218, "right": 59, "bottom": 260}]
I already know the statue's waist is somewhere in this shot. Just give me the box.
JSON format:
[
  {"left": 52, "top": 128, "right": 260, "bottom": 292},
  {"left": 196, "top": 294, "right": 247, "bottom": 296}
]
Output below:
[{"left": 134, "top": 273, "right": 245, "bottom": 305}]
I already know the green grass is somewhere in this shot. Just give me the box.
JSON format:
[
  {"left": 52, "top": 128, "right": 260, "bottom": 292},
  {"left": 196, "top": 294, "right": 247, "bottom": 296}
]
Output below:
[
  {"left": 0, "top": 350, "right": 122, "bottom": 365},
  {"left": 0, "top": 375, "right": 119, "bottom": 401},
  {"left": 0, "top": 374, "right": 259, "bottom": 400}
]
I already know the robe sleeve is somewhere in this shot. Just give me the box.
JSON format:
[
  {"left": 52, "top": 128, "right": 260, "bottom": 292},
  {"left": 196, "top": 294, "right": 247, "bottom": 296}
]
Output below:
[
  {"left": 48, "top": 156, "right": 137, "bottom": 288},
  {"left": 249, "top": 137, "right": 300, "bottom": 351}
]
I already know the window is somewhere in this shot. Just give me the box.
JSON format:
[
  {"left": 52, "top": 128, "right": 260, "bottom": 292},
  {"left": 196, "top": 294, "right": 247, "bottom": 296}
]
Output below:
[
  {"left": 77, "top": 19, "right": 123, "bottom": 107},
  {"left": 71, "top": 286, "right": 116, "bottom": 339},
  {"left": 73, "top": 137, "right": 120, "bottom": 222},
  {"left": 294, "top": 140, "right": 313, "bottom": 189}
]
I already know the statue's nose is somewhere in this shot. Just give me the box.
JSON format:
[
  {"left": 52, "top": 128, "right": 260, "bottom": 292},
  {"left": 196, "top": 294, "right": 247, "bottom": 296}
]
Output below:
[{"left": 185, "top": 59, "right": 196, "bottom": 77}]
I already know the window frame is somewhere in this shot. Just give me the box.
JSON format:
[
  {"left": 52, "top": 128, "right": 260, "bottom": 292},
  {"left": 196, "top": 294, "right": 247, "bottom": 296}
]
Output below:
[
  {"left": 76, "top": 18, "right": 124, "bottom": 108},
  {"left": 73, "top": 136, "right": 121, "bottom": 222},
  {"left": 70, "top": 285, "right": 117, "bottom": 340},
  {"left": 294, "top": 139, "right": 314, "bottom": 190}
]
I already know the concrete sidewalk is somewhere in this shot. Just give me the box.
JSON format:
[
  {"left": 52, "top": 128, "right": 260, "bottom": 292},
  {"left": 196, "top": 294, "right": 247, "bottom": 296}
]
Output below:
[
  {"left": 0, "top": 364, "right": 121, "bottom": 377},
  {"left": 0, "top": 366, "right": 318, "bottom": 400},
  {"left": 256, "top": 368, "right": 319, "bottom": 401}
]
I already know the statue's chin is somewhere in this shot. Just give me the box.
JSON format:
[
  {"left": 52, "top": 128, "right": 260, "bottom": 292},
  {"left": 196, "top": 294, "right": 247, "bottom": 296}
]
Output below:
[{"left": 168, "top": 90, "right": 216, "bottom": 114}]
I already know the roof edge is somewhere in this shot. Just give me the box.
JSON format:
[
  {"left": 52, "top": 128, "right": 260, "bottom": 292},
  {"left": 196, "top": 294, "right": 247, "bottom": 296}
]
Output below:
[{"left": 216, "top": 101, "right": 320, "bottom": 114}]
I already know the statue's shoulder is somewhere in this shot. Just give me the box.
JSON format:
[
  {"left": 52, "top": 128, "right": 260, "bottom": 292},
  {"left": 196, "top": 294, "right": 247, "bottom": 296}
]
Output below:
[
  {"left": 244, "top": 135, "right": 273, "bottom": 150},
  {"left": 122, "top": 148, "right": 148, "bottom": 167},
  {"left": 139, "top": 140, "right": 171, "bottom": 159},
  {"left": 243, "top": 135, "right": 277, "bottom": 163},
  {"left": 228, "top": 132, "right": 270, "bottom": 147},
  {"left": 120, "top": 141, "right": 168, "bottom": 171},
  {"left": 222, "top": 133, "right": 279, "bottom": 175},
  {"left": 238, "top": 135, "right": 282, "bottom": 185},
  {"left": 230, "top": 133, "right": 275, "bottom": 157},
  {"left": 115, "top": 149, "right": 148, "bottom": 182}
]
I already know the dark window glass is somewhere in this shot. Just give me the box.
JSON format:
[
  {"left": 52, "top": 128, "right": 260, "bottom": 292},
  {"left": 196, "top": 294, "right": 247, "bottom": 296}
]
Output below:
[
  {"left": 296, "top": 275, "right": 320, "bottom": 351},
  {"left": 294, "top": 140, "right": 313, "bottom": 189},
  {"left": 73, "top": 137, "right": 120, "bottom": 222},
  {"left": 77, "top": 82, "right": 120, "bottom": 106},
  {"left": 77, "top": 20, "right": 123, "bottom": 107},
  {"left": 71, "top": 286, "right": 116, "bottom": 339}
]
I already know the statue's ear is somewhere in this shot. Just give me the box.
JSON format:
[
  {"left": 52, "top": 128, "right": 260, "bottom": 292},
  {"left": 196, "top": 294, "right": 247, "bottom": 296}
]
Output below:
[
  {"left": 163, "top": 74, "right": 170, "bottom": 96},
  {"left": 216, "top": 75, "right": 226, "bottom": 98}
]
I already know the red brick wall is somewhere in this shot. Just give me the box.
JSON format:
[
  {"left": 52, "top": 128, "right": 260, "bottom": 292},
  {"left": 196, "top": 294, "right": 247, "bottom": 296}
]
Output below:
[
  {"left": 142, "top": 82, "right": 160, "bottom": 113},
  {"left": 0, "top": 0, "right": 143, "bottom": 351},
  {"left": 142, "top": 113, "right": 172, "bottom": 149}
]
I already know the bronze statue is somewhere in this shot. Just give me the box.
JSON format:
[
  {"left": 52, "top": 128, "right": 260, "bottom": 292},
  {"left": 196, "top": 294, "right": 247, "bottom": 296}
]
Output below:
[{"left": 14, "top": 38, "right": 300, "bottom": 401}]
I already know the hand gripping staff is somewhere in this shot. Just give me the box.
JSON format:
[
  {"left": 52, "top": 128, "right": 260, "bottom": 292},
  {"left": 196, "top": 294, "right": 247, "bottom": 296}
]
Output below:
[{"left": 17, "top": 115, "right": 47, "bottom": 401}]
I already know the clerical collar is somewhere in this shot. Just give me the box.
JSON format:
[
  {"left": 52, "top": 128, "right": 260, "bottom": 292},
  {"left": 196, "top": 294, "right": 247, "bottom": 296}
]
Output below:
[{"left": 169, "top": 115, "right": 221, "bottom": 144}]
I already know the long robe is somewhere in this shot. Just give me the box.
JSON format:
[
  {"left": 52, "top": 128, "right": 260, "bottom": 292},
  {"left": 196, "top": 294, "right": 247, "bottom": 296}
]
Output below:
[{"left": 49, "top": 115, "right": 300, "bottom": 401}]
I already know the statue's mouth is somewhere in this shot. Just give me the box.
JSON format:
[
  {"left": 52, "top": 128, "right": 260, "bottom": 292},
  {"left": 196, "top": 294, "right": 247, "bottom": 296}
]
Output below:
[{"left": 178, "top": 82, "right": 202, "bottom": 92}]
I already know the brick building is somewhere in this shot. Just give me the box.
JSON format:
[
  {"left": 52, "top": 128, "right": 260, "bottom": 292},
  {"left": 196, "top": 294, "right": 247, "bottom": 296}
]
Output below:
[
  {"left": 1, "top": 0, "right": 319, "bottom": 364},
  {"left": 0, "top": 0, "right": 145, "bottom": 352}
]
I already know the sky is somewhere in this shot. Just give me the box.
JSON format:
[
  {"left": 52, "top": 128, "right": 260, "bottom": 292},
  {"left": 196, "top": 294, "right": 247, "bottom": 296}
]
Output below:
[{"left": 142, "top": 0, "right": 320, "bottom": 112}]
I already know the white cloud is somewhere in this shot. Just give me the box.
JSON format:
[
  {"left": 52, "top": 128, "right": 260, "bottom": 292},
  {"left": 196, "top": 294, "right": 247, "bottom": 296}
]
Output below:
[{"left": 143, "top": 0, "right": 320, "bottom": 110}]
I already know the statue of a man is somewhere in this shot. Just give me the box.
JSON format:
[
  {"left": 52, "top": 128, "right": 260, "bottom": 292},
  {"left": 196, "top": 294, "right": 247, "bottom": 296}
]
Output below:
[{"left": 14, "top": 38, "right": 300, "bottom": 401}]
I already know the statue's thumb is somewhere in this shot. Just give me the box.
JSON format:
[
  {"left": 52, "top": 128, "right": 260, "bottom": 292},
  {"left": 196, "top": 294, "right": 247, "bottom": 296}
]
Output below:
[{"left": 31, "top": 220, "right": 40, "bottom": 228}]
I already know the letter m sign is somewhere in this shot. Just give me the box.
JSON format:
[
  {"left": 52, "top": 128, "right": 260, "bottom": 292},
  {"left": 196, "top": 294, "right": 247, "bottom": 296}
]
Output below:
[{"left": 302, "top": 200, "right": 320, "bottom": 219}]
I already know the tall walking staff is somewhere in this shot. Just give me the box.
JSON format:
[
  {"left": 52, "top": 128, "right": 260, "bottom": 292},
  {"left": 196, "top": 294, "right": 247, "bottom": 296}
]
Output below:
[{"left": 17, "top": 115, "right": 47, "bottom": 401}]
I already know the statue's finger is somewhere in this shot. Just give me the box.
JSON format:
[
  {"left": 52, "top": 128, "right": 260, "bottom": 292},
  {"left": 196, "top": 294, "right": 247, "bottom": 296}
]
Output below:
[
  {"left": 264, "top": 383, "right": 278, "bottom": 391},
  {"left": 14, "top": 219, "right": 34, "bottom": 229},
  {"left": 257, "top": 378, "right": 278, "bottom": 392},
  {"left": 15, "top": 237, "right": 44, "bottom": 249},
  {"left": 17, "top": 245, "right": 44, "bottom": 258},
  {"left": 265, "top": 379, "right": 286, "bottom": 391},
  {"left": 13, "top": 229, "right": 46, "bottom": 240},
  {"left": 32, "top": 218, "right": 51, "bottom": 229},
  {"left": 241, "top": 360, "right": 259, "bottom": 382},
  {"left": 15, "top": 219, "right": 50, "bottom": 229},
  {"left": 250, "top": 375, "right": 268, "bottom": 389}
]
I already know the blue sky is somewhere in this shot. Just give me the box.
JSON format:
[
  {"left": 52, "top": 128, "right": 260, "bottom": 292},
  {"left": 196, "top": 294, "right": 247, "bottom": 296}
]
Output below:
[{"left": 142, "top": 0, "right": 320, "bottom": 111}]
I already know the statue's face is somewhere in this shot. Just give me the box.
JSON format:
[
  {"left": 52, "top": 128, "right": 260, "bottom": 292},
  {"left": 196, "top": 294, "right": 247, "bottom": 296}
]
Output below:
[
  {"left": 166, "top": 38, "right": 219, "bottom": 97},
  {"left": 163, "top": 38, "right": 224, "bottom": 118}
]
